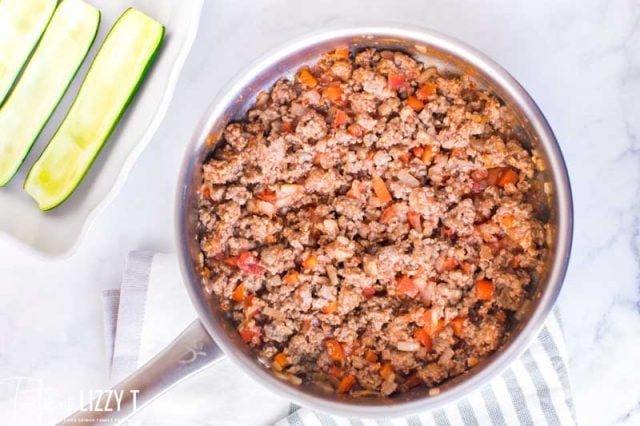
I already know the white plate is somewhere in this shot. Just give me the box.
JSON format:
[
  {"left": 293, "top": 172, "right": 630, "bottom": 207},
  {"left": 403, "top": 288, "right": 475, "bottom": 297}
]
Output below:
[{"left": 0, "top": 0, "right": 203, "bottom": 257}]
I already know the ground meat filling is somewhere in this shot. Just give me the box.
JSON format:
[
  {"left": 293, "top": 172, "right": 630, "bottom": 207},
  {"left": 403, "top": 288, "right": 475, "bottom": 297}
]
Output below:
[{"left": 197, "top": 47, "right": 549, "bottom": 397}]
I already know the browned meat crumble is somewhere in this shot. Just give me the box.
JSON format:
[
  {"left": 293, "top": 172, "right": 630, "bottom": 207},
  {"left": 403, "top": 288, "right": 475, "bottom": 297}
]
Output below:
[{"left": 197, "top": 47, "right": 549, "bottom": 397}]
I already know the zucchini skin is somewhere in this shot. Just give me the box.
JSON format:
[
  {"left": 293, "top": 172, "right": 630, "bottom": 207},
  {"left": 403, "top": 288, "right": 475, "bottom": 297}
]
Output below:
[
  {"left": 0, "top": 3, "right": 101, "bottom": 187},
  {"left": 24, "top": 8, "right": 165, "bottom": 210},
  {"left": 0, "top": 0, "right": 59, "bottom": 108}
]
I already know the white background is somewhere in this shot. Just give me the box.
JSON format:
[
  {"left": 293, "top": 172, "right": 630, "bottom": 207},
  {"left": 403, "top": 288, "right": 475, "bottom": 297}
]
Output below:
[{"left": 1, "top": 0, "right": 639, "bottom": 424}]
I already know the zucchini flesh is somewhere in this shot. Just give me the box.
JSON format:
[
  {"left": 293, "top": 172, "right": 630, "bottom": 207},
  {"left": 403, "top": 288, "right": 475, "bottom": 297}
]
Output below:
[
  {"left": 0, "top": 0, "right": 58, "bottom": 106},
  {"left": 24, "top": 8, "right": 165, "bottom": 210},
  {"left": 0, "top": 0, "right": 100, "bottom": 186}
]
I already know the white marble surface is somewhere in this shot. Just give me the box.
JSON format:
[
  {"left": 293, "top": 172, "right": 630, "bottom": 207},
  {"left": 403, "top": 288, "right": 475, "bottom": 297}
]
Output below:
[{"left": 0, "top": 0, "right": 639, "bottom": 424}]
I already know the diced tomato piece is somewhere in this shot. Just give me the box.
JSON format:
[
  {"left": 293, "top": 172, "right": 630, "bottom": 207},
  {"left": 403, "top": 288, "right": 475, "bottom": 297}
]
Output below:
[
  {"left": 407, "top": 95, "right": 424, "bottom": 112},
  {"left": 239, "top": 327, "right": 260, "bottom": 343},
  {"left": 451, "top": 316, "right": 466, "bottom": 337},
  {"left": 298, "top": 67, "right": 318, "bottom": 88},
  {"left": 232, "top": 283, "right": 246, "bottom": 302},
  {"left": 365, "top": 349, "right": 378, "bottom": 363},
  {"left": 388, "top": 73, "right": 406, "bottom": 90},
  {"left": 257, "top": 189, "right": 277, "bottom": 202},
  {"left": 337, "top": 374, "right": 356, "bottom": 393},
  {"left": 414, "top": 328, "right": 433, "bottom": 350},
  {"left": 236, "top": 251, "right": 265, "bottom": 274},
  {"left": 333, "top": 109, "right": 348, "bottom": 127},
  {"left": 397, "top": 275, "right": 419, "bottom": 298},
  {"left": 476, "top": 279, "right": 494, "bottom": 300},
  {"left": 372, "top": 176, "right": 392, "bottom": 203},
  {"left": 412, "top": 146, "right": 424, "bottom": 157},
  {"left": 325, "top": 338, "right": 345, "bottom": 361}
]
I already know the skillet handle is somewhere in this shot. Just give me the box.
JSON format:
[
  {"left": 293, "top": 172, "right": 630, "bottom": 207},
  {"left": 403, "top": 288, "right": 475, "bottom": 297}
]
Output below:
[{"left": 59, "top": 319, "right": 224, "bottom": 425}]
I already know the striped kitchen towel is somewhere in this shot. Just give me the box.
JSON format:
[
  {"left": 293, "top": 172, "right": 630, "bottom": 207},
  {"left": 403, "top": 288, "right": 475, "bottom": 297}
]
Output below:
[
  {"left": 277, "top": 310, "right": 576, "bottom": 426},
  {"left": 103, "top": 252, "right": 577, "bottom": 426}
]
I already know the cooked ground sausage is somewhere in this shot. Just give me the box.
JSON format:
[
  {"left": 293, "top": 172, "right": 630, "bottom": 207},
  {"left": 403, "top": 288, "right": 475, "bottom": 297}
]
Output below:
[{"left": 197, "top": 47, "right": 549, "bottom": 397}]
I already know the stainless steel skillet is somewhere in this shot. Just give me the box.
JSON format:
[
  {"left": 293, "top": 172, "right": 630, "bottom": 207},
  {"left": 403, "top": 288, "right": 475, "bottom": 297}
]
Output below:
[{"left": 62, "top": 25, "right": 573, "bottom": 424}]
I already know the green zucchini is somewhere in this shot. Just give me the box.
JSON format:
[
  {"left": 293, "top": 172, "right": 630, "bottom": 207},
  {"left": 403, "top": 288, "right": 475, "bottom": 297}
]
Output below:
[
  {"left": 24, "top": 8, "right": 165, "bottom": 210},
  {"left": 0, "top": 0, "right": 100, "bottom": 187},
  {"left": 0, "top": 0, "right": 58, "bottom": 106}
]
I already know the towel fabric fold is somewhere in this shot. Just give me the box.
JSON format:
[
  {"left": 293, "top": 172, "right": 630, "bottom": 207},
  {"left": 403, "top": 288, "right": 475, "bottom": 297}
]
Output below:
[{"left": 102, "top": 251, "right": 577, "bottom": 425}]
